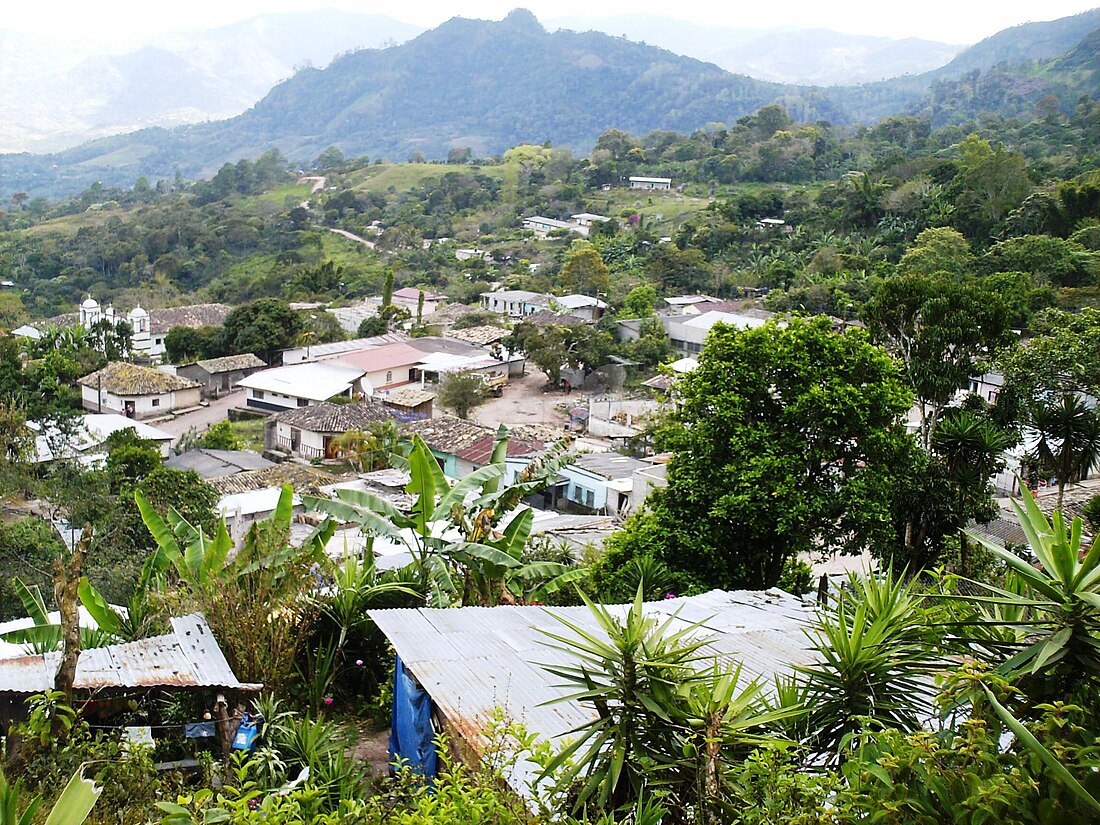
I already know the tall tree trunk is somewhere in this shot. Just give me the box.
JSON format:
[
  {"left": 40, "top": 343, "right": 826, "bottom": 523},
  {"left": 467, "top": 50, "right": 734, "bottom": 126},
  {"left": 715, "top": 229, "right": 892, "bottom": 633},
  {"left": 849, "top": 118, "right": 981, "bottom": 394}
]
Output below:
[{"left": 53, "top": 526, "right": 91, "bottom": 705}]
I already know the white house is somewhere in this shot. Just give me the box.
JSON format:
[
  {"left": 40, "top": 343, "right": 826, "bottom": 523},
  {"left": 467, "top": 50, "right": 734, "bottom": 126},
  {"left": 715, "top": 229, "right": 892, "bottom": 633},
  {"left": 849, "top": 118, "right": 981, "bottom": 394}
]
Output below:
[
  {"left": 334, "top": 342, "right": 427, "bottom": 392},
  {"left": 270, "top": 400, "right": 399, "bottom": 460},
  {"left": 392, "top": 287, "right": 448, "bottom": 315},
  {"left": 236, "top": 362, "right": 366, "bottom": 413},
  {"left": 629, "top": 176, "right": 672, "bottom": 190},
  {"left": 505, "top": 450, "right": 649, "bottom": 517},
  {"left": 454, "top": 249, "right": 488, "bottom": 262},
  {"left": 77, "top": 362, "right": 201, "bottom": 419},
  {"left": 32, "top": 414, "right": 175, "bottom": 462},
  {"left": 480, "top": 290, "right": 553, "bottom": 317},
  {"left": 522, "top": 216, "right": 586, "bottom": 237},
  {"left": 570, "top": 212, "right": 611, "bottom": 227},
  {"left": 554, "top": 294, "right": 608, "bottom": 322}
]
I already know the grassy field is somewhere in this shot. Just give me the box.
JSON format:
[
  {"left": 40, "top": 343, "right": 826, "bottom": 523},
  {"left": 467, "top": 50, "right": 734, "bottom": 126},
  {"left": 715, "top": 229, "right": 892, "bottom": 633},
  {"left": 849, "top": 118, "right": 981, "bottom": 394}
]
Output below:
[
  {"left": 228, "top": 417, "right": 267, "bottom": 452},
  {"left": 252, "top": 182, "right": 314, "bottom": 205},
  {"left": 348, "top": 163, "right": 504, "bottom": 193},
  {"left": 25, "top": 207, "right": 138, "bottom": 236}
]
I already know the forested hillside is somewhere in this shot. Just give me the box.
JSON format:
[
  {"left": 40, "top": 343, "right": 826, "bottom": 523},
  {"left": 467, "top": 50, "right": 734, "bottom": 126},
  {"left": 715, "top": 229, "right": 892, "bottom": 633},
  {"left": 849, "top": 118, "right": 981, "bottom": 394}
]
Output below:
[
  {"left": 4, "top": 8, "right": 1100, "bottom": 200},
  {"left": 4, "top": 45, "right": 1100, "bottom": 823}
]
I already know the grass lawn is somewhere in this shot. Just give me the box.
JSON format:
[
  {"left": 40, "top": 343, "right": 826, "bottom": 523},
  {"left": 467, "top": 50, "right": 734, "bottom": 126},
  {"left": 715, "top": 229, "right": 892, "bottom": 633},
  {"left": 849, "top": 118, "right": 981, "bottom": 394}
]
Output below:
[
  {"left": 348, "top": 163, "right": 504, "bottom": 193},
  {"left": 252, "top": 183, "right": 313, "bottom": 205}
]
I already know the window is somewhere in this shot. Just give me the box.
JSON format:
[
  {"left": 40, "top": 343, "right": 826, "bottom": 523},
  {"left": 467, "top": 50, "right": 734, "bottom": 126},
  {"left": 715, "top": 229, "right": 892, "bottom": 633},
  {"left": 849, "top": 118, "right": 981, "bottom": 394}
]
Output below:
[
  {"left": 297, "top": 397, "right": 310, "bottom": 407},
  {"left": 254, "top": 390, "right": 265, "bottom": 400},
  {"left": 386, "top": 370, "right": 393, "bottom": 384},
  {"left": 585, "top": 489, "right": 595, "bottom": 508},
  {"left": 151, "top": 398, "right": 160, "bottom": 407},
  {"left": 969, "top": 379, "right": 980, "bottom": 393}
]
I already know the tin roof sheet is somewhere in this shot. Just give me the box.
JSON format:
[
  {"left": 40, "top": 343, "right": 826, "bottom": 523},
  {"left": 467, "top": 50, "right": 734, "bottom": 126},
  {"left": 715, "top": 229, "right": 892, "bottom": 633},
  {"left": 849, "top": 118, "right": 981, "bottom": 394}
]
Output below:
[
  {"left": 0, "top": 614, "right": 258, "bottom": 693},
  {"left": 369, "top": 589, "right": 813, "bottom": 797}
]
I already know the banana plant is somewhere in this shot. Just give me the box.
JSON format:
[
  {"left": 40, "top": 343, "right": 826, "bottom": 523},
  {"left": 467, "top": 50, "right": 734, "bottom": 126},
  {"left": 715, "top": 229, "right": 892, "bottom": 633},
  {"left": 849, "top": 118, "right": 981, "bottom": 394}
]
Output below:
[
  {"left": 0, "top": 765, "right": 101, "bottom": 825},
  {"left": 136, "top": 488, "right": 235, "bottom": 591},
  {"left": 304, "top": 427, "right": 578, "bottom": 606},
  {"left": 0, "top": 580, "right": 114, "bottom": 653}
]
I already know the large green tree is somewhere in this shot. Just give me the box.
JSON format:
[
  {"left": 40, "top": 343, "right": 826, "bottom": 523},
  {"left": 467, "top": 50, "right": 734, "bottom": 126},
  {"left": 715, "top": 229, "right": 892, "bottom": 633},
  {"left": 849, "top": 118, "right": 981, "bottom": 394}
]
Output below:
[
  {"left": 559, "top": 240, "right": 610, "bottom": 296},
  {"left": 863, "top": 274, "right": 1013, "bottom": 449},
  {"left": 627, "top": 317, "right": 913, "bottom": 589},
  {"left": 220, "top": 298, "right": 304, "bottom": 364}
]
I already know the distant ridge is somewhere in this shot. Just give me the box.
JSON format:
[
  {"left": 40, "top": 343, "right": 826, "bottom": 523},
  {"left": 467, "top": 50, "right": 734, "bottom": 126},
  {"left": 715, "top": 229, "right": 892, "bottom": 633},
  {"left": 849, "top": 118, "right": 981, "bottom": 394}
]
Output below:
[{"left": 4, "top": 7, "right": 1100, "bottom": 199}]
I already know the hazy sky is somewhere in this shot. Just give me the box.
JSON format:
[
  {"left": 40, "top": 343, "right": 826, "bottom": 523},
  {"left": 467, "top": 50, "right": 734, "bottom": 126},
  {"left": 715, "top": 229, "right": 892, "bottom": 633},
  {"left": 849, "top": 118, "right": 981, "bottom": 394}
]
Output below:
[{"left": 7, "top": 0, "right": 1099, "bottom": 45}]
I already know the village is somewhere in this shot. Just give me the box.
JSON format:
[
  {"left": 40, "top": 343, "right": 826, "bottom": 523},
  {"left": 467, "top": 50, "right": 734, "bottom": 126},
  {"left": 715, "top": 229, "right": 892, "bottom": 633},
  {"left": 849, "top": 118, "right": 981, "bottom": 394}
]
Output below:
[{"left": 1, "top": 55, "right": 1100, "bottom": 819}]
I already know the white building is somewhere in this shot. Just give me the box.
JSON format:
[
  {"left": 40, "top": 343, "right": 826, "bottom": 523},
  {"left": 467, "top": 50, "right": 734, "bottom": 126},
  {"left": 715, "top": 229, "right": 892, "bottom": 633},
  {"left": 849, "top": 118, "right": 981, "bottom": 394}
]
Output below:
[
  {"left": 554, "top": 294, "right": 608, "bottom": 322},
  {"left": 31, "top": 414, "right": 175, "bottom": 462},
  {"left": 392, "top": 287, "right": 448, "bottom": 315},
  {"left": 16, "top": 297, "right": 232, "bottom": 361},
  {"left": 570, "top": 213, "right": 611, "bottom": 227},
  {"left": 522, "top": 216, "right": 587, "bottom": 237},
  {"left": 236, "top": 362, "right": 366, "bottom": 413},
  {"left": 77, "top": 362, "right": 201, "bottom": 419},
  {"left": 480, "top": 290, "right": 553, "bottom": 317},
  {"left": 270, "top": 400, "right": 399, "bottom": 460},
  {"left": 628, "top": 176, "right": 672, "bottom": 190}
]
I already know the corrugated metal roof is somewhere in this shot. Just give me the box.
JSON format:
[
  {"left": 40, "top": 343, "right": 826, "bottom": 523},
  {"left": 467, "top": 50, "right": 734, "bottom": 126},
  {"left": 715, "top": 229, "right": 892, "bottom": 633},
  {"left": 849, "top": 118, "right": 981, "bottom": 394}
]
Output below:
[
  {"left": 368, "top": 589, "right": 813, "bottom": 796},
  {"left": 0, "top": 614, "right": 259, "bottom": 693}
]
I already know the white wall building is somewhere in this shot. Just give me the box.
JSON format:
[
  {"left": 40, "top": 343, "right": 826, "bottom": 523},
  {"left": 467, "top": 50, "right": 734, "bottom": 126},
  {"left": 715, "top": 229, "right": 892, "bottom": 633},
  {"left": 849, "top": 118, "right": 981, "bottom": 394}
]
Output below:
[
  {"left": 628, "top": 176, "right": 672, "bottom": 190},
  {"left": 236, "top": 362, "right": 366, "bottom": 413},
  {"left": 77, "top": 362, "right": 201, "bottom": 419}
]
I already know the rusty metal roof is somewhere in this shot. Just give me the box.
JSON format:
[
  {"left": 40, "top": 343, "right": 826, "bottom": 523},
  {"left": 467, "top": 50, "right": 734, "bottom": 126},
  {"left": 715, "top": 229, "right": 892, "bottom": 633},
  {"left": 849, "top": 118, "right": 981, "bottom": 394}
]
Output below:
[
  {"left": 0, "top": 614, "right": 260, "bottom": 694},
  {"left": 368, "top": 589, "right": 813, "bottom": 797}
]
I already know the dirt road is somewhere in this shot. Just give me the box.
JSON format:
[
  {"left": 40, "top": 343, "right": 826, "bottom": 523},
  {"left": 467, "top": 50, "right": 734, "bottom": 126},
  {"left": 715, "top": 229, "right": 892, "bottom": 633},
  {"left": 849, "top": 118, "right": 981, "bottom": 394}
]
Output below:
[
  {"left": 471, "top": 370, "right": 582, "bottom": 429},
  {"left": 153, "top": 390, "right": 247, "bottom": 446}
]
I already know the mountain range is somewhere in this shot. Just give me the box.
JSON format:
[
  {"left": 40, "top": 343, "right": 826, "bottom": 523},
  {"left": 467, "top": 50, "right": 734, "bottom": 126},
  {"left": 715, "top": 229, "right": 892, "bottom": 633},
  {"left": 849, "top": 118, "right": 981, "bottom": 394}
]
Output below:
[
  {"left": 545, "top": 16, "right": 963, "bottom": 86},
  {"left": 3, "top": 7, "right": 1099, "bottom": 199},
  {"left": 2, "top": 10, "right": 967, "bottom": 156},
  {"left": 0, "top": 11, "right": 423, "bottom": 154}
]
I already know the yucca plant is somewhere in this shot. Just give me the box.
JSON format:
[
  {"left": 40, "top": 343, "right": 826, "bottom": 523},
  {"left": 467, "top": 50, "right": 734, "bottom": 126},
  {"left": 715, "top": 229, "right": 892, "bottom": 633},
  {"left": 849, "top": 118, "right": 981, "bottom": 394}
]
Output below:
[
  {"left": 798, "top": 571, "right": 940, "bottom": 761},
  {"left": 537, "top": 588, "right": 797, "bottom": 823}
]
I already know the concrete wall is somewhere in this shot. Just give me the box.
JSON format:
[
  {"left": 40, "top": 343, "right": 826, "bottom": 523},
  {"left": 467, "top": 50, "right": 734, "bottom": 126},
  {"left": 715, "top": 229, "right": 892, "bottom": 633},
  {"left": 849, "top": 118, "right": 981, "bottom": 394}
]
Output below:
[{"left": 274, "top": 421, "right": 329, "bottom": 459}]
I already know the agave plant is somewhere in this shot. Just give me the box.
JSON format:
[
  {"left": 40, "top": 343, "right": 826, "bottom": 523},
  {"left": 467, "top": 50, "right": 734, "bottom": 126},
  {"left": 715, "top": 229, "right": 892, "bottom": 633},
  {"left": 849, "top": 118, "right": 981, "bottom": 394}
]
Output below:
[{"left": 961, "top": 482, "right": 1100, "bottom": 699}]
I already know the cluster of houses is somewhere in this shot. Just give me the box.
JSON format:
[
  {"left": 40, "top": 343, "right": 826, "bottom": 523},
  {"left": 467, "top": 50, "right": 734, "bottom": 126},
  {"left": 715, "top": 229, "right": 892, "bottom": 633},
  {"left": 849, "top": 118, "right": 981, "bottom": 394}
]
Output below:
[
  {"left": 615, "top": 294, "right": 778, "bottom": 356},
  {"left": 521, "top": 212, "right": 612, "bottom": 238},
  {"left": 478, "top": 289, "right": 607, "bottom": 321}
]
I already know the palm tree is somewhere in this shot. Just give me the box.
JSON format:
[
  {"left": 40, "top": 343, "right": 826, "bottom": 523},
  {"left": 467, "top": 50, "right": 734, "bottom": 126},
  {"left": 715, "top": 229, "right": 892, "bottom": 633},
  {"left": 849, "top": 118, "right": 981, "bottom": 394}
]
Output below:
[
  {"left": 1027, "top": 394, "right": 1100, "bottom": 507},
  {"left": 933, "top": 412, "right": 1012, "bottom": 575}
]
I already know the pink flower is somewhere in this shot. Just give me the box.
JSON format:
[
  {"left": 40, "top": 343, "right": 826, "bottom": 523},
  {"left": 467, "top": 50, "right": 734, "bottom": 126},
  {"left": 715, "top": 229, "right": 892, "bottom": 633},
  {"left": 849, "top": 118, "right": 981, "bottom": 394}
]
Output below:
[
  {"left": 664, "top": 593, "right": 677, "bottom": 600},
  {"left": 355, "top": 659, "right": 364, "bottom": 667},
  {"left": 323, "top": 696, "right": 334, "bottom": 706}
]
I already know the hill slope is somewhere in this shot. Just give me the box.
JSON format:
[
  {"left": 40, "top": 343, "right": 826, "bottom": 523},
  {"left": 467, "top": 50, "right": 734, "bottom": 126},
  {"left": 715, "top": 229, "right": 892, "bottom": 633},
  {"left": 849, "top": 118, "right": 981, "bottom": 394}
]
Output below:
[
  {"left": 4, "top": 7, "right": 1100, "bottom": 199},
  {"left": 547, "top": 15, "right": 963, "bottom": 85}
]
